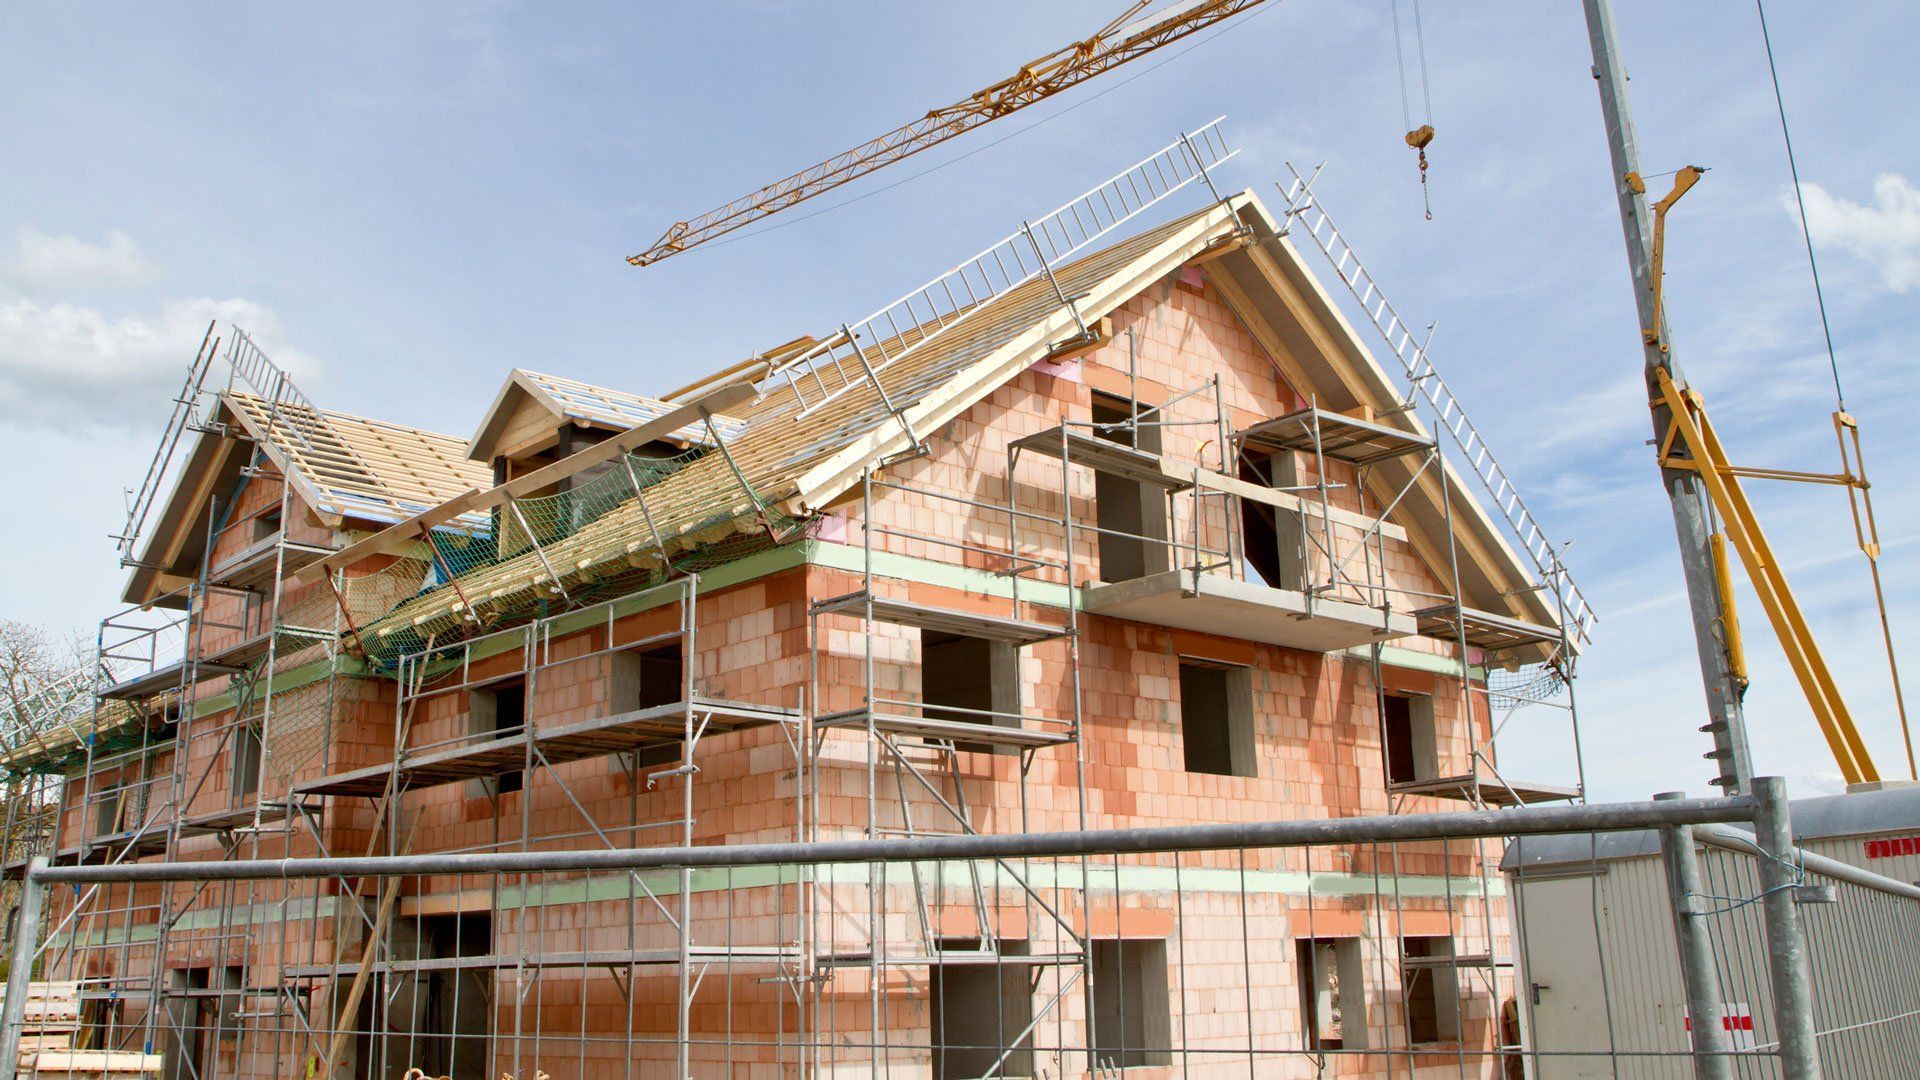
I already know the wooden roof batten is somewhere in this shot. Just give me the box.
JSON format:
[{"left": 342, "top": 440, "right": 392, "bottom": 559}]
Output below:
[
  {"left": 223, "top": 392, "right": 489, "bottom": 528},
  {"left": 121, "top": 391, "right": 491, "bottom": 607},
  {"left": 354, "top": 190, "right": 1563, "bottom": 649},
  {"left": 293, "top": 382, "right": 757, "bottom": 588}
]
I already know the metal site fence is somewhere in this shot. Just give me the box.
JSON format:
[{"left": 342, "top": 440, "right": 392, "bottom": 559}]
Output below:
[
  {"left": 2, "top": 783, "right": 1911, "bottom": 1079},
  {"left": 1507, "top": 779, "right": 1920, "bottom": 1080},
  {"left": 1690, "top": 817, "right": 1920, "bottom": 1078}
]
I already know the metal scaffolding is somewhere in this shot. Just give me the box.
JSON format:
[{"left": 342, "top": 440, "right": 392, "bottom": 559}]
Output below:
[
  {"left": 286, "top": 575, "right": 810, "bottom": 1078},
  {"left": 805, "top": 457, "right": 1093, "bottom": 1074},
  {"left": 35, "top": 330, "right": 345, "bottom": 1072},
  {"left": 10, "top": 138, "right": 1617, "bottom": 1077},
  {"left": 13, "top": 785, "right": 1913, "bottom": 1078}
]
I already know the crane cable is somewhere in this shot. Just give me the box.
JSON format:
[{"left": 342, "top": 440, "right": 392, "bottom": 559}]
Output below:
[
  {"left": 1756, "top": 0, "right": 1844, "bottom": 409},
  {"left": 1390, "top": 0, "right": 1436, "bottom": 219},
  {"left": 1755, "top": 0, "right": 1914, "bottom": 779}
]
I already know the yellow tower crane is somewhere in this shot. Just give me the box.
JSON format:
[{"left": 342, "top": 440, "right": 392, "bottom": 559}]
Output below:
[{"left": 627, "top": 0, "right": 1276, "bottom": 267}]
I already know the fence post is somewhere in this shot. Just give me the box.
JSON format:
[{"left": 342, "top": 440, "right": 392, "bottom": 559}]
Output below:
[
  {"left": 1753, "top": 776, "right": 1821, "bottom": 1078},
  {"left": 1656, "top": 791, "right": 1733, "bottom": 1080},
  {"left": 0, "top": 856, "right": 49, "bottom": 1080}
]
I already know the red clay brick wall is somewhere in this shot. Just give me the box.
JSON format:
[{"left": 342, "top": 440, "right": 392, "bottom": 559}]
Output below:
[{"left": 45, "top": 258, "right": 1519, "bottom": 1078}]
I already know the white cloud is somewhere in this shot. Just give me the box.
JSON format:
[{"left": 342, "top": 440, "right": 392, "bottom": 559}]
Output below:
[
  {"left": 0, "top": 225, "right": 319, "bottom": 431},
  {"left": 0, "top": 293, "right": 320, "bottom": 431},
  {"left": 1789, "top": 173, "right": 1920, "bottom": 293},
  {"left": 7, "top": 227, "right": 158, "bottom": 289}
]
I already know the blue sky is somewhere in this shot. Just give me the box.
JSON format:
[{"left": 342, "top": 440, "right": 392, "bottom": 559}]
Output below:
[{"left": 2, "top": 1, "right": 1915, "bottom": 802}]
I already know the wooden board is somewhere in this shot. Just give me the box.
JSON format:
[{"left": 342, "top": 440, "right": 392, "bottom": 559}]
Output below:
[
  {"left": 0, "top": 981, "right": 80, "bottom": 1030},
  {"left": 24, "top": 1050, "right": 164, "bottom": 1076},
  {"left": 295, "top": 696, "right": 797, "bottom": 797}
]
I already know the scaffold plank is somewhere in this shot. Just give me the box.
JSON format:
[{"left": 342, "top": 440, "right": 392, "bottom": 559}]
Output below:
[
  {"left": 811, "top": 592, "right": 1068, "bottom": 644},
  {"left": 815, "top": 708, "right": 1071, "bottom": 750}
]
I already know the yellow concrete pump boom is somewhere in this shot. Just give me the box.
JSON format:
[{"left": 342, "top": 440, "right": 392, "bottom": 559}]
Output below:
[
  {"left": 1636, "top": 167, "right": 1899, "bottom": 787},
  {"left": 628, "top": 0, "right": 1271, "bottom": 267},
  {"left": 1651, "top": 366, "right": 1882, "bottom": 786}
]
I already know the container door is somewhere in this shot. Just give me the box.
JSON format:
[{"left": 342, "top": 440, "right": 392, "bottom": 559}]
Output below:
[{"left": 1515, "top": 875, "right": 1623, "bottom": 1079}]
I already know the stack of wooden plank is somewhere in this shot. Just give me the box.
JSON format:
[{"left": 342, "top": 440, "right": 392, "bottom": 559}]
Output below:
[{"left": 0, "top": 983, "right": 161, "bottom": 1078}]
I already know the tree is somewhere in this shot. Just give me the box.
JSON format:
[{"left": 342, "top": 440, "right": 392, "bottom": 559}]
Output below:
[{"left": 0, "top": 620, "right": 90, "bottom": 974}]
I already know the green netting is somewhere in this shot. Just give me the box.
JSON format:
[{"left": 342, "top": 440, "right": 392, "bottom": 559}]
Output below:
[
  {"left": 352, "top": 508, "right": 801, "bottom": 672},
  {"left": 329, "top": 446, "right": 804, "bottom": 670},
  {"left": 428, "top": 446, "right": 699, "bottom": 580}
]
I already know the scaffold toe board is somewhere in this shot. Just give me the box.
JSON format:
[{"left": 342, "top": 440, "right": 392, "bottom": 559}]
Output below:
[
  {"left": 1412, "top": 603, "right": 1565, "bottom": 653},
  {"left": 293, "top": 696, "right": 799, "bottom": 797},
  {"left": 283, "top": 944, "right": 801, "bottom": 979},
  {"left": 1399, "top": 950, "right": 1513, "bottom": 970},
  {"left": 198, "top": 629, "right": 277, "bottom": 670},
  {"left": 819, "top": 950, "right": 1084, "bottom": 968},
  {"left": 177, "top": 799, "right": 312, "bottom": 838},
  {"left": 207, "top": 534, "right": 337, "bottom": 591},
  {"left": 99, "top": 657, "right": 243, "bottom": 701},
  {"left": 60, "top": 827, "right": 169, "bottom": 862},
  {"left": 1389, "top": 774, "right": 1581, "bottom": 807}
]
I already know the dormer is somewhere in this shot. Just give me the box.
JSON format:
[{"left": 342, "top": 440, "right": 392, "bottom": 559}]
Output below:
[{"left": 467, "top": 369, "right": 744, "bottom": 488}]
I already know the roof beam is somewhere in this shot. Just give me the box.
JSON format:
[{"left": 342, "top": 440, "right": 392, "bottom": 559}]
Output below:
[
  {"left": 293, "top": 383, "right": 756, "bottom": 587},
  {"left": 220, "top": 396, "right": 346, "bottom": 528}
]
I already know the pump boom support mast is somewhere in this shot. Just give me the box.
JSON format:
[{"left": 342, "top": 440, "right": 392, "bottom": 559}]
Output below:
[
  {"left": 1583, "top": 0, "right": 1757, "bottom": 794},
  {"left": 1651, "top": 368, "right": 1881, "bottom": 785}
]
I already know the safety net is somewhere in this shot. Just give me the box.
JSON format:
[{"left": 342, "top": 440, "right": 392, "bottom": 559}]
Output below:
[{"left": 328, "top": 444, "right": 804, "bottom": 670}]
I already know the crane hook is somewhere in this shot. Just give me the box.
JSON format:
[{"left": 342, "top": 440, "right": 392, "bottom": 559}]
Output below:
[{"left": 1405, "top": 125, "right": 1435, "bottom": 220}]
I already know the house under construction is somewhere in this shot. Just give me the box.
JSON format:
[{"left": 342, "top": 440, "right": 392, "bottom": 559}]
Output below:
[{"left": 0, "top": 126, "right": 1597, "bottom": 1077}]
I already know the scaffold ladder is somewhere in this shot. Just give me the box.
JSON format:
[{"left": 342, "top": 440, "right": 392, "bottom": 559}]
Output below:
[
  {"left": 1278, "top": 169, "right": 1596, "bottom": 643},
  {"left": 114, "top": 323, "right": 219, "bottom": 567},
  {"left": 225, "top": 328, "right": 330, "bottom": 463}
]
